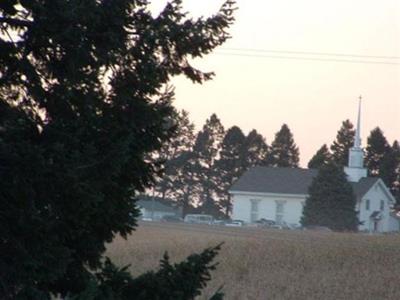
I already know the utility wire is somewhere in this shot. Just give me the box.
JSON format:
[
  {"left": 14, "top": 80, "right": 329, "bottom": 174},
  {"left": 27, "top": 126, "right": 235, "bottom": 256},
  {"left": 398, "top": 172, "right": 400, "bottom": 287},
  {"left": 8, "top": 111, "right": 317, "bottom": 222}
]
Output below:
[
  {"left": 221, "top": 47, "right": 400, "bottom": 60},
  {"left": 214, "top": 51, "right": 400, "bottom": 65}
]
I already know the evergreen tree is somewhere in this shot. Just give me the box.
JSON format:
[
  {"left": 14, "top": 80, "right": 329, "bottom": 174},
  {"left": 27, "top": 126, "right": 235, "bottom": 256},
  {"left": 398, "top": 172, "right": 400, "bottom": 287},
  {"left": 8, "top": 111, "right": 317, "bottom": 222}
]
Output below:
[
  {"left": 364, "top": 128, "right": 400, "bottom": 202},
  {"left": 216, "top": 126, "right": 246, "bottom": 216},
  {"left": 330, "top": 120, "right": 355, "bottom": 166},
  {"left": 169, "top": 150, "right": 199, "bottom": 216},
  {"left": 0, "top": 1, "right": 234, "bottom": 298},
  {"left": 154, "top": 109, "right": 195, "bottom": 200},
  {"left": 301, "top": 162, "right": 358, "bottom": 231},
  {"left": 243, "top": 129, "right": 269, "bottom": 169},
  {"left": 268, "top": 124, "right": 299, "bottom": 167},
  {"left": 382, "top": 140, "right": 400, "bottom": 205},
  {"left": 308, "top": 144, "right": 331, "bottom": 169},
  {"left": 365, "top": 127, "right": 390, "bottom": 176},
  {"left": 192, "top": 114, "right": 225, "bottom": 216}
]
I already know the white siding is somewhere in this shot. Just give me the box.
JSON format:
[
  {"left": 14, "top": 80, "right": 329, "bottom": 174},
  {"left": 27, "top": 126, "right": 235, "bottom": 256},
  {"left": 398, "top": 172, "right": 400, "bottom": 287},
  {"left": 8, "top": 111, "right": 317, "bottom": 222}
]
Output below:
[
  {"left": 388, "top": 215, "right": 400, "bottom": 231},
  {"left": 231, "top": 179, "right": 399, "bottom": 232},
  {"left": 358, "top": 181, "right": 396, "bottom": 232},
  {"left": 231, "top": 192, "right": 306, "bottom": 225}
]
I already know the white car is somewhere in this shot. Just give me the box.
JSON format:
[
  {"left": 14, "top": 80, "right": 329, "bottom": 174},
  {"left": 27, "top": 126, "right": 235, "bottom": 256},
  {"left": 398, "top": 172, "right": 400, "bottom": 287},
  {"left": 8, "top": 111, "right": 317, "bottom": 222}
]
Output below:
[{"left": 225, "top": 220, "right": 244, "bottom": 227}]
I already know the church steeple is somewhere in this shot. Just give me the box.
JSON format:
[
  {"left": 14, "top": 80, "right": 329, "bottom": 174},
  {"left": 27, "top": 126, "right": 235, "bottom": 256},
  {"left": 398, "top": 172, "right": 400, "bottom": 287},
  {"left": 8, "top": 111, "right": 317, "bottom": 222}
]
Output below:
[
  {"left": 354, "top": 96, "right": 362, "bottom": 149},
  {"left": 344, "top": 96, "right": 367, "bottom": 182}
]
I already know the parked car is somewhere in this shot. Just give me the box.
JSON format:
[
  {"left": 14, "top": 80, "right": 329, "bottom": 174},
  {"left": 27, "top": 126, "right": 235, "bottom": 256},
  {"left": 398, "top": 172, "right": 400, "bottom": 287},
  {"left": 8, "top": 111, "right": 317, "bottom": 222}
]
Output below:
[
  {"left": 304, "top": 225, "right": 332, "bottom": 232},
  {"left": 255, "top": 218, "right": 277, "bottom": 227},
  {"left": 213, "top": 219, "right": 227, "bottom": 226},
  {"left": 225, "top": 220, "right": 244, "bottom": 227},
  {"left": 161, "top": 215, "right": 183, "bottom": 223},
  {"left": 184, "top": 214, "right": 214, "bottom": 225}
]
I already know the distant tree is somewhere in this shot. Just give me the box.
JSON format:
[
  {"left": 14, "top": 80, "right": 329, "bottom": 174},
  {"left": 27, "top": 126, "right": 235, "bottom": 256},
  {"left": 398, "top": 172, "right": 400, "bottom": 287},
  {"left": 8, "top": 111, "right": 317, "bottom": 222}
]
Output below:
[
  {"left": 381, "top": 140, "right": 400, "bottom": 205},
  {"left": 330, "top": 120, "right": 355, "bottom": 166},
  {"left": 0, "top": 0, "right": 235, "bottom": 298},
  {"left": 392, "top": 141, "right": 400, "bottom": 205},
  {"left": 301, "top": 162, "right": 358, "bottom": 231},
  {"left": 268, "top": 124, "right": 299, "bottom": 167},
  {"left": 308, "top": 144, "right": 331, "bottom": 169},
  {"left": 154, "top": 110, "right": 195, "bottom": 200},
  {"left": 216, "top": 126, "right": 246, "bottom": 216},
  {"left": 365, "top": 127, "right": 390, "bottom": 176},
  {"left": 364, "top": 128, "right": 400, "bottom": 203},
  {"left": 169, "top": 150, "right": 199, "bottom": 216},
  {"left": 193, "top": 114, "right": 225, "bottom": 216},
  {"left": 243, "top": 129, "right": 269, "bottom": 169}
]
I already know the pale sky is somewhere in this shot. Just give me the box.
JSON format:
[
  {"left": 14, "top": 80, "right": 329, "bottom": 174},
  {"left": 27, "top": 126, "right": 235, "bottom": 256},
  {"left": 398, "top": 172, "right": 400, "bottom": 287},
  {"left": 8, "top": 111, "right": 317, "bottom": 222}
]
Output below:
[{"left": 151, "top": 0, "right": 400, "bottom": 166}]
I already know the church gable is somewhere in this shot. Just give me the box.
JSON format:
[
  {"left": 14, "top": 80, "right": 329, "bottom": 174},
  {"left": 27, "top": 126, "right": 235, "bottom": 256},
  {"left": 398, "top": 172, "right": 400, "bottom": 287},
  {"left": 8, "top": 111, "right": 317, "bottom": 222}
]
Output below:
[{"left": 360, "top": 179, "right": 396, "bottom": 206}]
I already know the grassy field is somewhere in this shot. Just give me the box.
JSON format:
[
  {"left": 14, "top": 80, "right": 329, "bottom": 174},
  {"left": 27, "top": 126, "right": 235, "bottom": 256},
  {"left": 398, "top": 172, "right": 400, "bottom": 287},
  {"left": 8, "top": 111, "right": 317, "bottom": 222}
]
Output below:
[{"left": 106, "top": 222, "right": 400, "bottom": 300}]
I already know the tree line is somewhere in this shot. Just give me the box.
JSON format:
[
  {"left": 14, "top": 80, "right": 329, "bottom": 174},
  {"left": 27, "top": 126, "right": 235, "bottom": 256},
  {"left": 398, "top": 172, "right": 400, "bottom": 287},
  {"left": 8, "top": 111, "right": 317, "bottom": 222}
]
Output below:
[{"left": 154, "top": 115, "right": 400, "bottom": 217}]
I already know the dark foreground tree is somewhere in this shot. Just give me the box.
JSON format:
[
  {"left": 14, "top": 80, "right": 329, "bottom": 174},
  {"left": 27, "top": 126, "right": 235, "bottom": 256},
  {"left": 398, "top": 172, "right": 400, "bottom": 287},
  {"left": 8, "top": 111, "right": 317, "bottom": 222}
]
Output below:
[
  {"left": 301, "top": 163, "right": 358, "bottom": 231},
  {"left": 0, "top": 1, "right": 234, "bottom": 299}
]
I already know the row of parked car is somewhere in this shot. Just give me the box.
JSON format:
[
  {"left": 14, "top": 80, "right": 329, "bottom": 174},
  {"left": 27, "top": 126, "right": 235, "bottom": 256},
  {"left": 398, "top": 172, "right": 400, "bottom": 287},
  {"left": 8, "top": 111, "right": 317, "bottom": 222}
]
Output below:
[{"left": 154, "top": 214, "right": 301, "bottom": 229}]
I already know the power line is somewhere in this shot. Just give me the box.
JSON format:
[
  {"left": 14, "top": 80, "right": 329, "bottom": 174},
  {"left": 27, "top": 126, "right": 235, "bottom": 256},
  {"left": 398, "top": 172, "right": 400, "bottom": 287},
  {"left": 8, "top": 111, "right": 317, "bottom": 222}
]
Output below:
[
  {"left": 214, "top": 51, "right": 400, "bottom": 65},
  {"left": 222, "top": 47, "right": 400, "bottom": 60}
]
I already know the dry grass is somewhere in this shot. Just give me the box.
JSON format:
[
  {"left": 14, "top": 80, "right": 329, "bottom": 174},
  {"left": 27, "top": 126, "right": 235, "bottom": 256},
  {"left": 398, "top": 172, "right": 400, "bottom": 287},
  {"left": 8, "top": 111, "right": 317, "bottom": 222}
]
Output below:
[{"left": 106, "top": 222, "right": 400, "bottom": 300}]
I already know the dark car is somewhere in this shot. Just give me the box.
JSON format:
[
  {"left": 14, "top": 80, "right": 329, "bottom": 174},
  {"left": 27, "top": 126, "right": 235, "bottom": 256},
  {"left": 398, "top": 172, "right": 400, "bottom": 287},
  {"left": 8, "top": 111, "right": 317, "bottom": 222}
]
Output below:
[
  {"left": 255, "top": 218, "right": 277, "bottom": 227},
  {"left": 161, "top": 215, "right": 183, "bottom": 223}
]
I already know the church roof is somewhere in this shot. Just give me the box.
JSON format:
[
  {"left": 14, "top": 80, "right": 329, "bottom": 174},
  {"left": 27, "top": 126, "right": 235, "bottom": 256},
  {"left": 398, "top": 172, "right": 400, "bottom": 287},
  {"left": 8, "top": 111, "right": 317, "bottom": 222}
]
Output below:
[
  {"left": 230, "top": 166, "right": 379, "bottom": 198},
  {"left": 350, "top": 177, "right": 380, "bottom": 200},
  {"left": 230, "top": 166, "right": 318, "bottom": 195}
]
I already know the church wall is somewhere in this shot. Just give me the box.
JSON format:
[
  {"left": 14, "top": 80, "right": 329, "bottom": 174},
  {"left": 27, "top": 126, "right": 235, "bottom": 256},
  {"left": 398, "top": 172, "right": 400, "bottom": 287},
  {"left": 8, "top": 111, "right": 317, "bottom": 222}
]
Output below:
[
  {"left": 358, "top": 182, "right": 393, "bottom": 232},
  {"left": 231, "top": 192, "right": 306, "bottom": 225},
  {"left": 388, "top": 215, "right": 400, "bottom": 231},
  {"left": 231, "top": 194, "right": 251, "bottom": 222}
]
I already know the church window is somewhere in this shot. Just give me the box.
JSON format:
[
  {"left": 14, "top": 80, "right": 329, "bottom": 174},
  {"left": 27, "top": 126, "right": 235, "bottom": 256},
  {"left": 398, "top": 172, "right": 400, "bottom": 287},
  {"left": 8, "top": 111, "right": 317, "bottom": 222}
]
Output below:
[
  {"left": 365, "top": 199, "right": 370, "bottom": 211},
  {"left": 275, "top": 201, "right": 285, "bottom": 224},
  {"left": 250, "top": 199, "right": 260, "bottom": 222},
  {"left": 380, "top": 200, "right": 384, "bottom": 210}
]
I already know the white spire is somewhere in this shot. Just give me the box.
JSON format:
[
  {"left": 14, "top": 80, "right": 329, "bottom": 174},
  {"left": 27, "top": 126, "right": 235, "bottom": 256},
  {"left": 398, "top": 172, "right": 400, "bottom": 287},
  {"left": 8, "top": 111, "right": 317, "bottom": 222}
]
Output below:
[
  {"left": 344, "top": 95, "right": 367, "bottom": 182},
  {"left": 354, "top": 95, "right": 362, "bottom": 148}
]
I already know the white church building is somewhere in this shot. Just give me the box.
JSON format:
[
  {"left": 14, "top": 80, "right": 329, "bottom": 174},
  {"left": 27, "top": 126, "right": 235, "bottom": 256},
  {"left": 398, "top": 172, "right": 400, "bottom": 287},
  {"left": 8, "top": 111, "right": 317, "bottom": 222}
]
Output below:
[{"left": 230, "top": 101, "right": 399, "bottom": 232}]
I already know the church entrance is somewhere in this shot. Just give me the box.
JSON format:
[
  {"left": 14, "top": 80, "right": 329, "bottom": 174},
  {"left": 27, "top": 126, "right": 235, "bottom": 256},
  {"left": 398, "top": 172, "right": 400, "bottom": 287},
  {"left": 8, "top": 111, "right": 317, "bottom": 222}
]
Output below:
[{"left": 370, "top": 211, "right": 382, "bottom": 233}]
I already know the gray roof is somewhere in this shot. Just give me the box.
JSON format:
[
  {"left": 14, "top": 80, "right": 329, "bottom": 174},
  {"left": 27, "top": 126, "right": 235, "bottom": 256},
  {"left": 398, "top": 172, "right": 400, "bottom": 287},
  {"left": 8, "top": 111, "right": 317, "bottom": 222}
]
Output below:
[
  {"left": 230, "top": 166, "right": 378, "bottom": 198},
  {"left": 230, "top": 166, "right": 318, "bottom": 195},
  {"left": 350, "top": 177, "right": 380, "bottom": 200}
]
